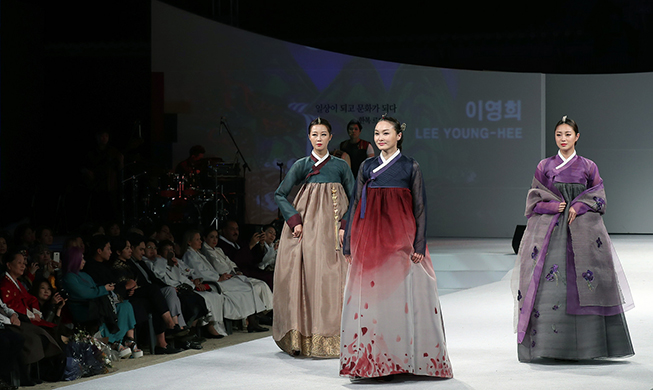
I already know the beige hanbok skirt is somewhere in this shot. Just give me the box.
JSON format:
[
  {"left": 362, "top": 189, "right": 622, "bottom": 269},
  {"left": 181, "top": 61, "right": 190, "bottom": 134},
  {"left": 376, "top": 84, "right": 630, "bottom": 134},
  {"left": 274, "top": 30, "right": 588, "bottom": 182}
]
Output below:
[{"left": 273, "top": 182, "right": 349, "bottom": 357}]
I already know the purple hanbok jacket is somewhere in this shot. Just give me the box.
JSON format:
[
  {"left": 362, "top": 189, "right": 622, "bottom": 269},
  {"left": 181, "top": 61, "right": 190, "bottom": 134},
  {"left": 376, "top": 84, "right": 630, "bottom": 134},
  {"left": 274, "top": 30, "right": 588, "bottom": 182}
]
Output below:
[{"left": 513, "top": 154, "right": 634, "bottom": 343}]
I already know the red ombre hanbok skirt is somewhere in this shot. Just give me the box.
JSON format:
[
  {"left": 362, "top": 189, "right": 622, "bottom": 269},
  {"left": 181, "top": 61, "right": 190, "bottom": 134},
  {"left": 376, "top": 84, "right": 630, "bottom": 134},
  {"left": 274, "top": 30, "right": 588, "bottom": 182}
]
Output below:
[{"left": 339, "top": 187, "right": 452, "bottom": 379}]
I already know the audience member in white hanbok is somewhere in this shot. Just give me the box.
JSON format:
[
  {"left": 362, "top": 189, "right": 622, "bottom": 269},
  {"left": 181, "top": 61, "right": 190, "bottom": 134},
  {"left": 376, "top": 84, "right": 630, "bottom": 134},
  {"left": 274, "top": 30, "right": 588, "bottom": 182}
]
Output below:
[
  {"left": 183, "top": 230, "right": 269, "bottom": 333},
  {"left": 202, "top": 228, "right": 273, "bottom": 313},
  {"left": 155, "top": 240, "right": 227, "bottom": 338},
  {"left": 142, "top": 239, "right": 211, "bottom": 343}
]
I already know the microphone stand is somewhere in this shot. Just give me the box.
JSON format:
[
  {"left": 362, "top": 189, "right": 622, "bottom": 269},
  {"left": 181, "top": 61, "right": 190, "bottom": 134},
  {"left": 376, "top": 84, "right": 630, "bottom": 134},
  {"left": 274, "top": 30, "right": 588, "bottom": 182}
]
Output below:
[
  {"left": 220, "top": 117, "right": 251, "bottom": 222},
  {"left": 220, "top": 117, "right": 251, "bottom": 175}
]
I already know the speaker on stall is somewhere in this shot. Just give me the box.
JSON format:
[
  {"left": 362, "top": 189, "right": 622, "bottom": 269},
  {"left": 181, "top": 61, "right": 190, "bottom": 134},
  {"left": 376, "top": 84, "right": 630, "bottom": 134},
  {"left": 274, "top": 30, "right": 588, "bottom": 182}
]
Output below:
[{"left": 512, "top": 225, "right": 526, "bottom": 254}]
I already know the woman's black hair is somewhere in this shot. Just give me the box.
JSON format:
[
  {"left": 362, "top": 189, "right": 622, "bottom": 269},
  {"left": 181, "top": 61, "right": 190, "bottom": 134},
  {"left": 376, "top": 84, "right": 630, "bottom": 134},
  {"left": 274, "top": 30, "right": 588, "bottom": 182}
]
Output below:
[{"left": 308, "top": 117, "right": 332, "bottom": 134}]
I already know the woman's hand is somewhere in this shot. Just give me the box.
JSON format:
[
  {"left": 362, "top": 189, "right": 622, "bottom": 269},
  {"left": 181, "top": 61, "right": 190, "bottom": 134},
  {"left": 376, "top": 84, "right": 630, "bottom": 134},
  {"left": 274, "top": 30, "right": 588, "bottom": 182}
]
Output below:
[
  {"left": 249, "top": 232, "right": 265, "bottom": 249},
  {"left": 292, "top": 224, "right": 303, "bottom": 240},
  {"left": 105, "top": 283, "right": 115, "bottom": 292},
  {"left": 218, "top": 274, "right": 232, "bottom": 282},
  {"left": 558, "top": 201, "right": 567, "bottom": 213},
  {"left": 10, "top": 313, "right": 20, "bottom": 326},
  {"left": 29, "top": 263, "right": 39, "bottom": 275},
  {"left": 52, "top": 292, "right": 64, "bottom": 305},
  {"left": 344, "top": 254, "right": 352, "bottom": 264},
  {"left": 410, "top": 252, "right": 424, "bottom": 264},
  {"left": 568, "top": 205, "right": 577, "bottom": 224},
  {"left": 339, "top": 229, "right": 345, "bottom": 248}
]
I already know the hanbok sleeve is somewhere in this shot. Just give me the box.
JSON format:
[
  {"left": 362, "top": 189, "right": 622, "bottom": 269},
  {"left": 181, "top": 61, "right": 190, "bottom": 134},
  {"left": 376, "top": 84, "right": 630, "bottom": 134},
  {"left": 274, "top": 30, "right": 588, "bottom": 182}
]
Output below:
[
  {"left": 410, "top": 159, "right": 427, "bottom": 255},
  {"left": 63, "top": 273, "right": 108, "bottom": 300},
  {"left": 343, "top": 161, "right": 367, "bottom": 255},
  {"left": 572, "top": 160, "right": 605, "bottom": 216},
  {"left": 274, "top": 158, "right": 306, "bottom": 229},
  {"left": 340, "top": 161, "right": 356, "bottom": 228},
  {"left": 530, "top": 161, "right": 562, "bottom": 216}
]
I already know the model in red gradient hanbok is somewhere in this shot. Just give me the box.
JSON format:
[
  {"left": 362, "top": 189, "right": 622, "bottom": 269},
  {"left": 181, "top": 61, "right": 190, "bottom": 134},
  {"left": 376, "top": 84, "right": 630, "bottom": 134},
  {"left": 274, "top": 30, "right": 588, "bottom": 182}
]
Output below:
[{"left": 340, "top": 116, "right": 452, "bottom": 380}]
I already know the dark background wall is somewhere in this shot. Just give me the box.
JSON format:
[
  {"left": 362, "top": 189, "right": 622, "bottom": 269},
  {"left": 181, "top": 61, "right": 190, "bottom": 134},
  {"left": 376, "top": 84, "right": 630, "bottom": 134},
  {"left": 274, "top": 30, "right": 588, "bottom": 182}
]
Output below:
[{"left": 2, "top": 0, "right": 652, "bottom": 231}]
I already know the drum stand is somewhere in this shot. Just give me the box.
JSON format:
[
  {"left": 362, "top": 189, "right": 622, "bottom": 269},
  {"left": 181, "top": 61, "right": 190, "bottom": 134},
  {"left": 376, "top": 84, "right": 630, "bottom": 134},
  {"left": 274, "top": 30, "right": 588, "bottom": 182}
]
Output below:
[
  {"left": 208, "top": 165, "right": 229, "bottom": 229},
  {"left": 122, "top": 171, "right": 149, "bottom": 228}
]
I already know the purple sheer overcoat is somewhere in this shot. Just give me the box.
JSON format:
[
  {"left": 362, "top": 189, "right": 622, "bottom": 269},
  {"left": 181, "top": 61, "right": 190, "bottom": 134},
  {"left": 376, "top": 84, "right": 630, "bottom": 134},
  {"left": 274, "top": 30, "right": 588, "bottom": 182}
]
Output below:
[{"left": 512, "top": 154, "right": 634, "bottom": 343}]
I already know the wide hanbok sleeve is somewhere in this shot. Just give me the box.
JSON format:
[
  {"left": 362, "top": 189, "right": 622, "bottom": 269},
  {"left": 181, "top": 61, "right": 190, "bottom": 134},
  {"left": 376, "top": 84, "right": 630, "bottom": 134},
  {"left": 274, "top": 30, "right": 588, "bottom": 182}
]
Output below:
[
  {"left": 529, "top": 162, "right": 563, "bottom": 216},
  {"left": 410, "top": 159, "right": 428, "bottom": 255},
  {"left": 62, "top": 272, "right": 108, "bottom": 300},
  {"left": 570, "top": 160, "right": 603, "bottom": 217},
  {"left": 339, "top": 160, "right": 356, "bottom": 227},
  {"left": 343, "top": 161, "right": 368, "bottom": 255},
  {"left": 183, "top": 250, "right": 221, "bottom": 283},
  {"left": 274, "top": 158, "right": 308, "bottom": 229},
  {"left": 146, "top": 258, "right": 168, "bottom": 281}
]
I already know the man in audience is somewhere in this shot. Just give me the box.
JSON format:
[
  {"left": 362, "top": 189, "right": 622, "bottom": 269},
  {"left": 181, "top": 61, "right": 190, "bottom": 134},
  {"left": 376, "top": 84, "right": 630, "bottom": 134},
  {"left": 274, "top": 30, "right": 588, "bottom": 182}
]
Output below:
[{"left": 217, "top": 220, "right": 273, "bottom": 290}]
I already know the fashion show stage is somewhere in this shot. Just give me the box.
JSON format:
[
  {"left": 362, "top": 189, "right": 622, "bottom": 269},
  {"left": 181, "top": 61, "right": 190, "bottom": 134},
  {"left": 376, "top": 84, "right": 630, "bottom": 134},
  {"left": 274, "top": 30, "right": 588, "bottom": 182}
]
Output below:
[{"left": 58, "top": 237, "right": 653, "bottom": 390}]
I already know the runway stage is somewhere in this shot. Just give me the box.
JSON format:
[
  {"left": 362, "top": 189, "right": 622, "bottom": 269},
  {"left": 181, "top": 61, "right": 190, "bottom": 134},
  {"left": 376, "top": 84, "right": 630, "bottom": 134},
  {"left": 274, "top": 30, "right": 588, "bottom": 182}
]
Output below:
[{"left": 58, "top": 236, "right": 653, "bottom": 390}]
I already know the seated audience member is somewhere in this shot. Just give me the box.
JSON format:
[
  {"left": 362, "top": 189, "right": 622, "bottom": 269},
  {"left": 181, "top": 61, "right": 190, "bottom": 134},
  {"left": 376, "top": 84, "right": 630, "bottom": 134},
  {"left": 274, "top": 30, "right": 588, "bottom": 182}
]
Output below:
[
  {"left": 184, "top": 230, "right": 268, "bottom": 333},
  {"left": 0, "top": 232, "right": 9, "bottom": 273},
  {"left": 216, "top": 220, "right": 274, "bottom": 290},
  {"left": 84, "top": 235, "right": 181, "bottom": 354},
  {"left": 29, "top": 279, "right": 65, "bottom": 324},
  {"left": 0, "top": 300, "right": 24, "bottom": 388},
  {"left": 30, "top": 244, "right": 59, "bottom": 288},
  {"left": 35, "top": 226, "right": 54, "bottom": 249},
  {"left": 104, "top": 221, "right": 122, "bottom": 238},
  {"left": 158, "top": 239, "right": 226, "bottom": 338},
  {"left": 252, "top": 224, "right": 278, "bottom": 272},
  {"left": 202, "top": 228, "right": 273, "bottom": 313},
  {"left": 13, "top": 223, "right": 36, "bottom": 249},
  {"left": 126, "top": 234, "right": 189, "bottom": 334},
  {"left": 0, "top": 298, "right": 45, "bottom": 387},
  {"left": 61, "top": 247, "right": 139, "bottom": 358},
  {"left": 143, "top": 239, "right": 207, "bottom": 348},
  {"left": 0, "top": 249, "right": 62, "bottom": 385},
  {"left": 63, "top": 234, "right": 85, "bottom": 254},
  {"left": 0, "top": 250, "right": 56, "bottom": 329}
]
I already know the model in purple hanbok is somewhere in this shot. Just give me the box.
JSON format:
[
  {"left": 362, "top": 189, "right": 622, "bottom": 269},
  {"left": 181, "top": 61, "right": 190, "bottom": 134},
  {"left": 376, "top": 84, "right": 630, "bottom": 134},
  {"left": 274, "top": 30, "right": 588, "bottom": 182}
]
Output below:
[{"left": 513, "top": 116, "right": 634, "bottom": 362}]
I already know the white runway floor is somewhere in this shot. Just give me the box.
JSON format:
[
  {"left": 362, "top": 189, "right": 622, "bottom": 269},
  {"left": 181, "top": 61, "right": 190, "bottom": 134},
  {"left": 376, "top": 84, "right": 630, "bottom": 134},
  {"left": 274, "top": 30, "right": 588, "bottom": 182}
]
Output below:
[{"left": 59, "top": 236, "right": 653, "bottom": 390}]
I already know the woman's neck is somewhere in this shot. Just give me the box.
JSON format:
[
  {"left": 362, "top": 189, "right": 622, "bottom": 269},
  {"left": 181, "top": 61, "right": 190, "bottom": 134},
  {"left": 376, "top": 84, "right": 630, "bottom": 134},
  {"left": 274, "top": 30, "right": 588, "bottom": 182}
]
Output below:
[{"left": 559, "top": 148, "right": 575, "bottom": 159}]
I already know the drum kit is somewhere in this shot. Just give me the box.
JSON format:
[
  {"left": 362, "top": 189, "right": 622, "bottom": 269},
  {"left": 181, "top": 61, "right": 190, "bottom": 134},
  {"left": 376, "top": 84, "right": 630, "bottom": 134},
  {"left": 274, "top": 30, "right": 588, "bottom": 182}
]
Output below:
[
  {"left": 124, "top": 160, "right": 242, "bottom": 229},
  {"left": 156, "top": 161, "right": 241, "bottom": 228}
]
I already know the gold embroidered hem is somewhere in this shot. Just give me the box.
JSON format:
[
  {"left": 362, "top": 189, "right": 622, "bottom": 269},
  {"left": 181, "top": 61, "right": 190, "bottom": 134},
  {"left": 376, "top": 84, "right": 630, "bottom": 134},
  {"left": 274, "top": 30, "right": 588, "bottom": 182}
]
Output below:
[{"left": 275, "top": 329, "right": 340, "bottom": 358}]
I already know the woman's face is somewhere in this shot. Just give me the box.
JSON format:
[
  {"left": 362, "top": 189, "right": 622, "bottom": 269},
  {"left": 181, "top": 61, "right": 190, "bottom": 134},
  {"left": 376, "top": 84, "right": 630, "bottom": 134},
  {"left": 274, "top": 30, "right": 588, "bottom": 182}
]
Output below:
[
  {"left": 79, "top": 257, "right": 86, "bottom": 270},
  {"left": 374, "top": 120, "right": 401, "bottom": 154},
  {"left": 205, "top": 230, "right": 219, "bottom": 249},
  {"left": 37, "top": 249, "right": 52, "bottom": 266},
  {"left": 0, "top": 238, "right": 7, "bottom": 255},
  {"left": 145, "top": 242, "right": 157, "bottom": 259},
  {"left": 38, "top": 282, "right": 52, "bottom": 301},
  {"left": 118, "top": 241, "right": 132, "bottom": 260},
  {"left": 555, "top": 124, "right": 579, "bottom": 154},
  {"left": 39, "top": 229, "right": 53, "bottom": 245},
  {"left": 189, "top": 233, "right": 203, "bottom": 251},
  {"left": 22, "top": 228, "right": 35, "bottom": 245},
  {"left": 7, "top": 254, "right": 26, "bottom": 277},
  {"left": 108, "top": 224, "right": 121, "bottom": 237},
  {"left": 263, "top": 227, "right": 276, "bottom": 244},
  {"left": 308, "top": 124, "right": 332, "bottom": 155}
]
